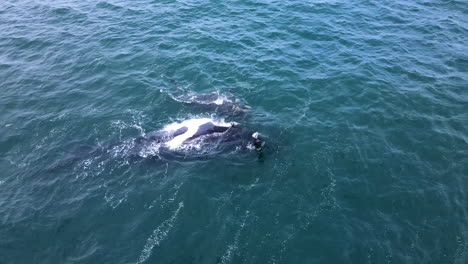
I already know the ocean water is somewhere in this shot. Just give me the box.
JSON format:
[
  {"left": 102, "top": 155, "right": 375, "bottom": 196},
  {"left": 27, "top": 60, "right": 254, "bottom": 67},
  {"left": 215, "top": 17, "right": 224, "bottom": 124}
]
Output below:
[{"left": 1, "top": 0, "right": 467, "bottom": 263}]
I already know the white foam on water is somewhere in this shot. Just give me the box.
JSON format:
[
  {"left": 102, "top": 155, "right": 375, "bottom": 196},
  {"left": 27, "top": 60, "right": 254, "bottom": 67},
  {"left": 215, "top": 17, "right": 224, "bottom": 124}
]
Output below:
[
  {"left": 138, "top": 141, "right": 162, "bottom": 158},
  {"left": 162, "top": 118, "right": 232, "bottom": 150},
  {"left": 212, "top": 94, "right": 232, "bottom": 105},
  {"left": 137, "top": 202, "right": 184, "bottom": 264},
  {"left": 246, "top": 142, "right": 255, "bottom": 150},
  {"left": 109, "top": 140, "right": 136, "bottom": 157},
  {"left": 213, "top": 97, "right": 225, "bottom": 105}
]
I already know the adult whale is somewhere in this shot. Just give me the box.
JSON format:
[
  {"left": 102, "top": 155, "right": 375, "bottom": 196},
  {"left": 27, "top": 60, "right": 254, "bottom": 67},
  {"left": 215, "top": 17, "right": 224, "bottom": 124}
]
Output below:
[{"left": 133, "top": 117, "right": 264, "bottom": 158}]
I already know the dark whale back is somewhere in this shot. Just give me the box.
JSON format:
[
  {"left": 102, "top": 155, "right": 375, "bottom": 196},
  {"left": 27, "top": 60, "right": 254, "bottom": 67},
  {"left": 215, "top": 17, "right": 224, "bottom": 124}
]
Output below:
[{"left": 188, "top": 122, "right": 230, "bottom": 140}]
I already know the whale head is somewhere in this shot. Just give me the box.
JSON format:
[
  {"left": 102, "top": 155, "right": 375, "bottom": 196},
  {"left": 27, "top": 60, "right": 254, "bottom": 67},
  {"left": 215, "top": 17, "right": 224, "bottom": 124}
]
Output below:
[{"left": 251, "top": 132, "right": 265, "bottom": 150}]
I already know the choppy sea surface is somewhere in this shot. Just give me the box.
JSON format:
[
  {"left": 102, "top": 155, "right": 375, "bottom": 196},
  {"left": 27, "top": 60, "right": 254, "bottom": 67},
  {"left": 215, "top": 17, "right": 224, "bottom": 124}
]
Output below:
[{"left": 1, "top": 0, "right": 467, "bottom": 263}]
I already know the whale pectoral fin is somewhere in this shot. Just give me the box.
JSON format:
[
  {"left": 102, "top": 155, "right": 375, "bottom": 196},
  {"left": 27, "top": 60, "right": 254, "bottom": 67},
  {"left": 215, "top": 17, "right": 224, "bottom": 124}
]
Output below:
[
  {"left": 212, "top": 125, "right": 229, "bottom": 133},
  {"left": 173, "top": 126, "right": 188, "bottom": 137}
]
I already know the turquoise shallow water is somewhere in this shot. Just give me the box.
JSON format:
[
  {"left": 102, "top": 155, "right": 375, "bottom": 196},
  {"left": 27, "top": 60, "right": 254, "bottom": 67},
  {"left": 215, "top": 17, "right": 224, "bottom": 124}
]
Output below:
[{"left": 1, "top": 0, "right": 468, "bottom": 263}]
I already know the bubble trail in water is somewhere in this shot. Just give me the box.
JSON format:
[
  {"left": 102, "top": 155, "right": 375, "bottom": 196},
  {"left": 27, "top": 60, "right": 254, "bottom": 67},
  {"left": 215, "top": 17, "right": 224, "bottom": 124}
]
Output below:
[
  {"left": 136, "top": 201, "right": 184, "bottom": 264},
  {"left": 220, "top": 210, "right": 250, "bottom": 264}
]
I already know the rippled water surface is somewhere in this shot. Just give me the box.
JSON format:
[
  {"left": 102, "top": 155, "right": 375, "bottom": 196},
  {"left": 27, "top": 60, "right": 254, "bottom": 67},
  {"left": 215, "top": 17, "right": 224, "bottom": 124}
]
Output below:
[{"left": 1, "top": 0, "right": 468, "bottom": 263}]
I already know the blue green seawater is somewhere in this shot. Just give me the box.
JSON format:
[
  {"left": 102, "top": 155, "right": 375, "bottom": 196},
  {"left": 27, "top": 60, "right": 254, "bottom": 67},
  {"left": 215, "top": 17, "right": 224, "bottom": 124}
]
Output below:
[{"left": 1, "top": 0, "right": 468, "bottom": 263}]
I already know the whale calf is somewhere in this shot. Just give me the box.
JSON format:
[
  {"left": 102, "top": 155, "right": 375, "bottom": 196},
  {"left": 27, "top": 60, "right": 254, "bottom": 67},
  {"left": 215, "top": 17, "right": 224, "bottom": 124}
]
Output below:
[{"left": 167, "top": 87, "right": 252, "bottom": 117}]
